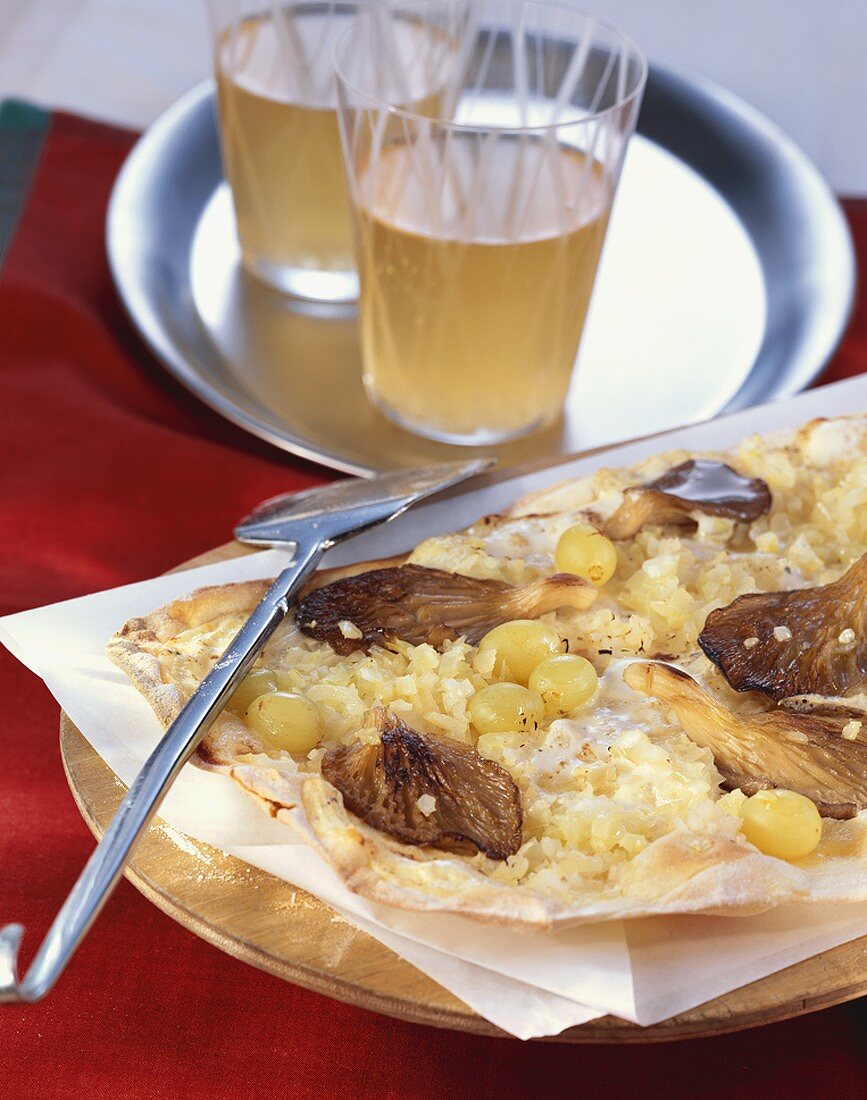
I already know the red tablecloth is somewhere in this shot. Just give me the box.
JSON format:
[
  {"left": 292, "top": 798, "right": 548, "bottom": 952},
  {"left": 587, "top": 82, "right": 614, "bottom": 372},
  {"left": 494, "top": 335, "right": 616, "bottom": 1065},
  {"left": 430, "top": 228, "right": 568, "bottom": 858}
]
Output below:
[{"left": 1, "top": 110, "right": 866, "bottom": 1098}]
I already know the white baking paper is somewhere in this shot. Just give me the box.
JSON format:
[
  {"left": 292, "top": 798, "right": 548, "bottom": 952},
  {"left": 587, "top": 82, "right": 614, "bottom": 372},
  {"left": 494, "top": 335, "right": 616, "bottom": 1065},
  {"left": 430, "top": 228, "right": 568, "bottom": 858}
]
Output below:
[{"left": 3, "top": 374, "right": 867, "bottom": 1039}]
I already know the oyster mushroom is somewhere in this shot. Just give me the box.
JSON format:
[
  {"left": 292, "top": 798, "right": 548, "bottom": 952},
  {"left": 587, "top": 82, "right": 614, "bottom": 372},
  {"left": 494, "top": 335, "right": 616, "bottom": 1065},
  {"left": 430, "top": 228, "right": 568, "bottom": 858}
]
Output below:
[
  {"left": 781, "top": 694, "right": 867, "bottom": 721},
  {"left": 296, "top": 563, "right": 596, "bottom": 655},
  {"left": 698, "top": 553, "right": 867, "bottom": 702},
  {"left": 321, "top": 710, "right": 523, "bottom": 859},
  {"left": 624, "top": 661, "right": 867, "bottom": 819},
  {"left": 602, "top": 460, "right": 771, "bottom": 540}
]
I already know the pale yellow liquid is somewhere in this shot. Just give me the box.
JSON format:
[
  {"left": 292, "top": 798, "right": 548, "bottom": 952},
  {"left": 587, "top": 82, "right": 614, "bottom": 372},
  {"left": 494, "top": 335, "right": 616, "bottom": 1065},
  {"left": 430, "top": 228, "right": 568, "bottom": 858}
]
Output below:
[
  {"left": 357, "top": 136, "right": 612, "bottom": 441},
  {"left": 216, "top": 10, "right": 445, "bottom": 291},
  {"left": 216, "top": 12, "right": 354, "bottom": 278}
]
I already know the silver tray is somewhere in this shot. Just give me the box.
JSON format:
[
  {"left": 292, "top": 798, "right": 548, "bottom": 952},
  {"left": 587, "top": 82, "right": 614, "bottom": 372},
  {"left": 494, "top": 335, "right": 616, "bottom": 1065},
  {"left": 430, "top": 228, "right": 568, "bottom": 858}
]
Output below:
[{"left": 107, "top": 68, "right": 855, "bottom": 475}]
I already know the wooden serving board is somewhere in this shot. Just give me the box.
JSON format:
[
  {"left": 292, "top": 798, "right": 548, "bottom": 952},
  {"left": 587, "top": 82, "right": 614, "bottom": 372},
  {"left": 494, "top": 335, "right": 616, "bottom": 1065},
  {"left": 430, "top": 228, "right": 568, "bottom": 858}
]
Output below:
[{"left": 60, "top": 543, "right": 867, "bottom": 1042}]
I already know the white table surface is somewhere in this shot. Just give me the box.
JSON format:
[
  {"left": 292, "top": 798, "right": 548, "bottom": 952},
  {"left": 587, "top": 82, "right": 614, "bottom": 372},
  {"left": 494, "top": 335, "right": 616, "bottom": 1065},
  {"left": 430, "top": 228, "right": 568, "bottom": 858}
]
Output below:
[{"left": 0, "top": 0, "right": 864, "bottom": 195}]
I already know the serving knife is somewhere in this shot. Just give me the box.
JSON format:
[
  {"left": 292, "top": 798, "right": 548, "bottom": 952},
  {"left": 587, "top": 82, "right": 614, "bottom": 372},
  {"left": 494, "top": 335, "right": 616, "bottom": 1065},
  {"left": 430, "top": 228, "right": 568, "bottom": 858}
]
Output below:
[{"left": 0, "top": 459, "right": 491, "bottom": 1003}]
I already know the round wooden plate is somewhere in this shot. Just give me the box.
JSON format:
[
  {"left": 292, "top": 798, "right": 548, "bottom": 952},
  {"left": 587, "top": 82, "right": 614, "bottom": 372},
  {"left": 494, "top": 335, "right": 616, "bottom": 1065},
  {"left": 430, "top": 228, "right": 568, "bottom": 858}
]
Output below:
[{"left": 60, "top": 544, "right": 867, "bottom": 1043}]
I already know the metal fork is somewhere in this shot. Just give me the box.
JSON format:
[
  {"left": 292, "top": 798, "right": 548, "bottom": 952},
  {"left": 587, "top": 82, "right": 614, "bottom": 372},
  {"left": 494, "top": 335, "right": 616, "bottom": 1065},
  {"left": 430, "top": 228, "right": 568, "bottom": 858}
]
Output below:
[{"left": 0, "top": 459, "right": 490, "bottom": 1003}]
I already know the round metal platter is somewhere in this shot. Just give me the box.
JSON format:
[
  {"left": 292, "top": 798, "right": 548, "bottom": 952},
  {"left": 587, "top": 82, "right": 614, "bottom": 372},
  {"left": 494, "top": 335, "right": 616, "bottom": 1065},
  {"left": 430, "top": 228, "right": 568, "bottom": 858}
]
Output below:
[{"left": 107, "top": 67, "right": 855, "bottom": 475}]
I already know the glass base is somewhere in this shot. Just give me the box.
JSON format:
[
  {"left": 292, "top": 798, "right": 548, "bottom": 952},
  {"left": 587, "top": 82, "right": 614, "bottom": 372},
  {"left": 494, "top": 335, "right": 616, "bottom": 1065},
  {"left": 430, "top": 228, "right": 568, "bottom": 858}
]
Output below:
[
  {"left": 365, "top": 383, "right": 556, "bottom": 446},
  {"left": 242, "top": 255, "right": 359, "bottom": 304}
]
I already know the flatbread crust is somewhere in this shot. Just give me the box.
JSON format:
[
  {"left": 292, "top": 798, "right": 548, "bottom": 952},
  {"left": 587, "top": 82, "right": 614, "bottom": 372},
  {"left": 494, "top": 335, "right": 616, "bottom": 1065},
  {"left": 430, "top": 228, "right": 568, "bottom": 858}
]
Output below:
[
  {"left": 109, "top": 576, "right": 820, "bottom": 928},
  {"left": 108, "top": 416, "right": 867, "bottom": 929}
]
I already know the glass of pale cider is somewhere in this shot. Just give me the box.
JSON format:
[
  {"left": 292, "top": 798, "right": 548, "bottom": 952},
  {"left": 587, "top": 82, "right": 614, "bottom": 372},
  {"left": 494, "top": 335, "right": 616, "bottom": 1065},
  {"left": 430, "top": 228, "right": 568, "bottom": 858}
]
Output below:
[
  {"left": 334, "top": 1, "right": 647, "bottom": 443},
  {"left": 208, "top": 2, "right": 370, "bottom": 302}
]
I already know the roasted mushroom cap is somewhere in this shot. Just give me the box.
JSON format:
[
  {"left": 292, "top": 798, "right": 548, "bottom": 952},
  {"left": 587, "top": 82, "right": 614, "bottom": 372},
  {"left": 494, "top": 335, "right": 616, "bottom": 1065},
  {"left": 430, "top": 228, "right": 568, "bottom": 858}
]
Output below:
[
  {"left": 321, "top": 710, "right": 523, "bottom": 859},
  {"left": 698, "top": 553, "right": 867, "bottom": 702},
  {"left": 296, "top": 563, "right": 596, "bottom": 655},
  {"left": 624, "top": 661, "right": 867, "bottom": 819},
  {"left": 602, "top": 460, "right": 772, "bottom": 540}
]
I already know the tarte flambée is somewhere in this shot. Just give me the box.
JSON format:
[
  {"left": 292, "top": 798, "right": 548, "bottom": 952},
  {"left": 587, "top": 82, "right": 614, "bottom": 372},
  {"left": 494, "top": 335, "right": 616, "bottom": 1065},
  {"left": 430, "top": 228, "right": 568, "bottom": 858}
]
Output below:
[{"left": 108, "top": 415, "right": 867, "bottom": 929}]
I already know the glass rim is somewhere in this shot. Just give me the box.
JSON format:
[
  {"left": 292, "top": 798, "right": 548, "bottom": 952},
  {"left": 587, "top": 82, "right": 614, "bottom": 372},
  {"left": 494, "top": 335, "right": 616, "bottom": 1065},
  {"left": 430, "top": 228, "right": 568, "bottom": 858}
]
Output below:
[{"left": 332, "top": 0, "right": 648, "bottom": 135}]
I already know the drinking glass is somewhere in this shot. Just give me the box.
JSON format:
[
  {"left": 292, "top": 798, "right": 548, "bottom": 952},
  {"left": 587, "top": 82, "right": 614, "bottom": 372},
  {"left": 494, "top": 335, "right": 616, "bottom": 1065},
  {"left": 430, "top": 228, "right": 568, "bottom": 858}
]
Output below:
[
  {"left": 334, "top": 0, "right": 647, "bottom": 444},
  {"left": 207, "top": 1, "right": 366, "bottom": 302}
]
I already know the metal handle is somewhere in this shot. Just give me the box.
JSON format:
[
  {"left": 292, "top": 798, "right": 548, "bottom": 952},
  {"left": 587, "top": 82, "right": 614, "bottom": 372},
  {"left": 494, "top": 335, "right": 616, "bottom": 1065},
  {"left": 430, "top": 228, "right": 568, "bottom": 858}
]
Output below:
[{"left": 0, "top": 543, "right": 324, "bottom": 1003}]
